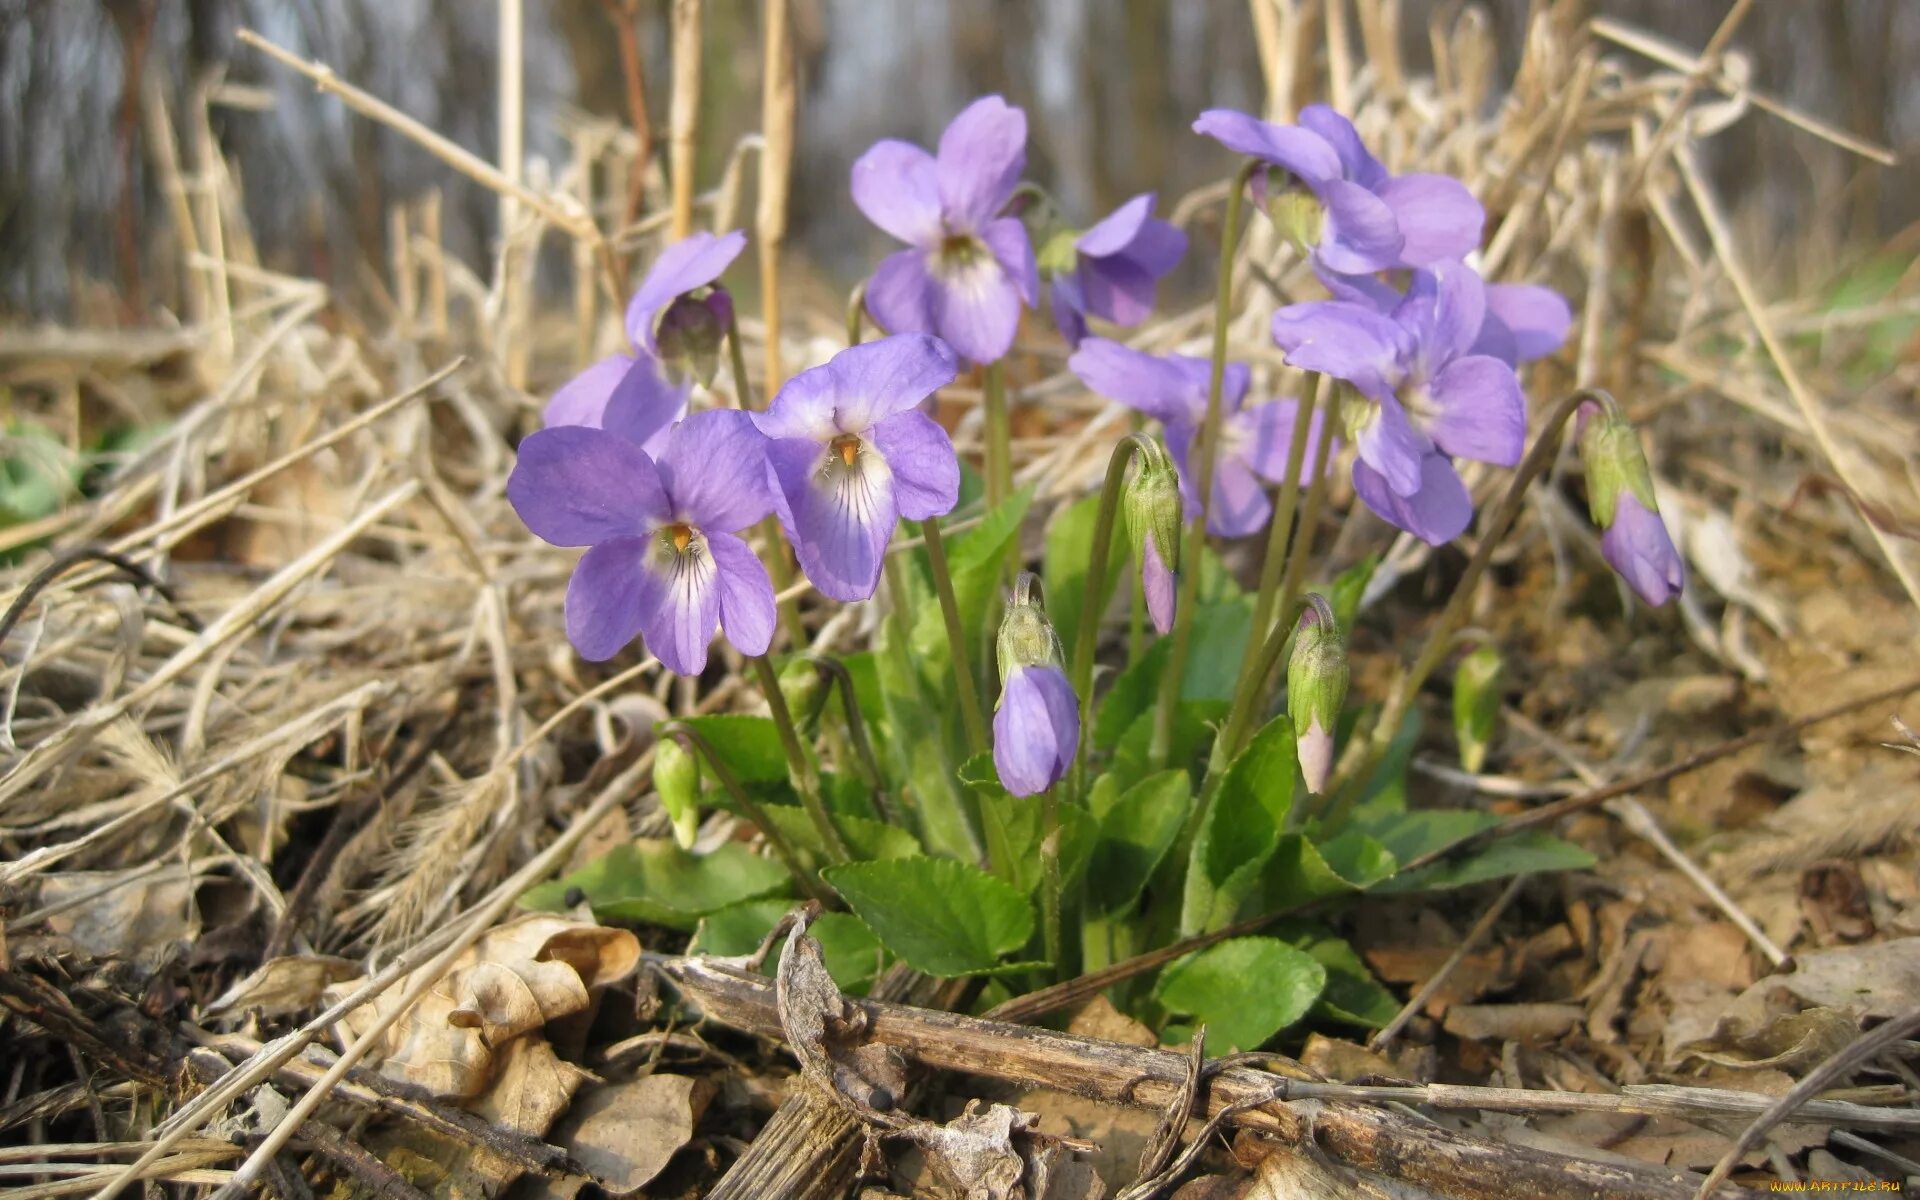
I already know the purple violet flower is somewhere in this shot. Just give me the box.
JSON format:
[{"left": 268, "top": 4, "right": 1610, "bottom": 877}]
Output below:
[
  {"left": 994, "top": 663, "right": 1079, "bottom": 797},
  {"left": 852, "top": 96, "right": 1040, "bottom": 364},
  {"left": 753, "top": 334, "right": 961, "bottom": 602},
  {"left": 1579, "top": 399, "right": 1684, "bottom": 607},
  {"left": 1603, "top": 492, "right": 1685, "bottom": 606},
  {"left": 993, "top": 581, "right": 1078, "bottom": 798},
  {"left": 507, "top": 409, "right": 779, "bottom": 674},
  {"left": 1318, "top": 267, "right": 1574, "bottom": 368},
  {"left": 1193, "top": 105, "right": 1482, "bottom": 274},
  {"left": 541, "top": 231, "right": 748, "bottom": 447},
  {"left": 1068, "top": 337, "right": 1333, "bottom": 538},
  {"left": 1272, "top": 259, "right": 1524, "bottom": 545},
  {"left": 1043, "top": 192, "right": 1187, "bottom": 347}
]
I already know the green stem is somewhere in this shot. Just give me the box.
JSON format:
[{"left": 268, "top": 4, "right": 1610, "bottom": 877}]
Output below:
[
  {"left": 983, "top": 359, "right": 1012, "bottom": 511},
  {"left": 921, "top": 515, "right": 992, "bottom": 758},
  {"left": 804, "top": 653, "right": 896, "bottom": 826},
  {"left": 1068, "top": 432, "right": 1159, "bottom": 788},
  {"left": 1211, "top": 388, "right": 1341, "bottom": 773},
  {"left": 1039, "top": 787, "right": 1063, "bottom": 980},
  {"left": 662, "top": 723, "right": 828, "bottom": 901},
  {"left": 1322, "top": 387, "right": 1605, "bottom": 804},
  {"left": 750, "top": 654, "right": 850, "bottom": 864},
  {"left": 757, "top": 516, "right": 806, "bottom": 649},
  {"left": 1221, "top": 377, "right": 1321, "bottom": 748},
  {"left": 725, "top": 315, "right": 756, "bottom": 409},
  {"left": 846, "top": 281, "right": 868, "bottom": 347},
  {"left": 1149, "top": 160, "right": 1259, "bottom": 769}
]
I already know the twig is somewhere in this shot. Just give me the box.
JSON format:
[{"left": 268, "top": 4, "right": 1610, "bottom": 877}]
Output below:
[
  {"left": 1370, "top": 875, "right": 1527, "bottom": 1053},
  {"left": 1501, "top": 707, "right": 1790, "bottom": 969},
  {"left": 758, "top": 0, "right": 795, "bottom": 394},
  {"left": 668, "top": 0, "right": 703, "bottom": 239},
  {"left": 236, "top": 30, "right": 596, "bottom": 242},
  {"left": 660, "top": 956, "right": 1748, "bottom": 1200},
  {"left": 0, "top": 547, "right": 202, "bottom": 653},
  {"left": 1694, "top": 1006, "right": 1920, "bottom": 1198}
]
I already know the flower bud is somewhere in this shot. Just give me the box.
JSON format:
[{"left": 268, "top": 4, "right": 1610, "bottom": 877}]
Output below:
[
  {"left": 996, "top": 573, "right": 1064, "bottom": 678},
  {"left": 1578, "top": 397, "right": 1684, "bottom": 606},
  {"left": 993, "top": 574, "right": 1078, "bottom": 797},
  {"left": 1286, "top": 594, "right": 1348, "bottom": 794},
  {"left": 1123, "top": 442, "right": 1182, "bottom": 634},
  {"left": 1037, "top": 227, "right": 1081, "bottom": 278},
  {"left": 656, "top": 288, "right": 732, "bottom": 388},
  {"left": 1452, "top": 644, "right": 1502, "bottom": 776},
  {"left": 653, "top": 734, "right": 703, "bottom": 849},
  {"left": 1268, "top": 190, "right": 1325, "bottom": 260},
  {"left": 1578, "top": 401, "right": 1657, "bottom": 530},
  {"left": 778, "top": 657, "right": 828, "bottom": 734}
]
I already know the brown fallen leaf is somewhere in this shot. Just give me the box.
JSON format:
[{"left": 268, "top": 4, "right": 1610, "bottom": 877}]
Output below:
[
  {"left": 327, "top": 914, "right": 638, "bottom": 1099},
  {"left": 204, "top": 954, "right": 360, "bottom": 1020},
  {"left": 549, "top": 1073, "right": 713, "bottom": 1195},
  {"left": 16, "top": 863, "right": 199, "bottom": 970},
  {"left": 1066, "top": 996, "right": 1157, "bottom": 1049},
  {"left": 472, "top": 1035, "right": 592, "bottom": 1136}
]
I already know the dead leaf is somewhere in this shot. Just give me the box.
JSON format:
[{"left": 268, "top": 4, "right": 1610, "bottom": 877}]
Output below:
[
  {"left": 1066, "top": 996, "right": 1156, "bottom": 1048},
  {"left": 204, "top": 954, "right": 360, "bottom": 1019},
  {"left": 471, "top": 1036, "right": 591, "bottom": 1136},
  {"left": 17, "top": 864, "right": 199, "bottom": 969},
  {"left": 1299, "top": 1035, "right": 1400, "bottom": 1083},
  {"left": 551, "top": 1074, "right": 713, "bottom": 1196},
  {"left": 908, "top": 1100, "right": 1038, "bottom": 1200},
  {"left": 1235, "top": 1131, "right": 1438, "bottom": 1199},
  {"left": 775, "top": 908, "right": 908, "bottom": 1117},
  {"left": 327, "top": 914, "right": 638, "bottom": 1098}
]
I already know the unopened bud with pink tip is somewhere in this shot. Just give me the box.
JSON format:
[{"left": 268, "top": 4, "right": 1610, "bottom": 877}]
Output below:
[{"left": 1287, "top": 594, "right": 1348, "bottom": 794}]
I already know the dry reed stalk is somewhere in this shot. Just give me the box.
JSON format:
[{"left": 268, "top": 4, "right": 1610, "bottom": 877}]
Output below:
[
  {"left": 758, "top": 0, "right": 796, "bottom": 396},
  {"left": 497, "top": 0, "right": 525, "bottom": 236},
  {"left": 669, "top": 0, "right": 704, "bottom": 240}
]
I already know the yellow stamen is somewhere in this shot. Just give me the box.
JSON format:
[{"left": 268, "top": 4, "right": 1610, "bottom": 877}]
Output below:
[
  {"left": 668, "top": 523, "right": 692, "bottom": 553},
  {"left": 833, "top": 435, "right": 862, "bottom": 468}
]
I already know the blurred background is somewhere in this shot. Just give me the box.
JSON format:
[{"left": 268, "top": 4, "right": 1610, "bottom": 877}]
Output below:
[{"left": 1, "top": 0, "right": 1914, "bottom": 320}]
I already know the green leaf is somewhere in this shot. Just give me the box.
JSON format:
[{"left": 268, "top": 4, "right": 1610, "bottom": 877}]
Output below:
[
  {"left": 1155, "top": 937, "right": 1327, "bottom": 1051},
  {"left": 521, "top": 840, "right": 791, "bottom": 930},
  {"left": 759, "top": 806, "right": 922, "bottom": 863},
  {"left": 1322, "top": 553, "right": 1379, "bottom": 633},
  {"left": 1257, "top": 830, "right": 1396, "bottom": 912},
  {"left": 824, "top": 857, "right": 1035, "bottom": 977},
  {"left": 1270, "top": 921, "right": 1399, "bottom": 1028},
  {"left": 1346, "top": 706, "right": 1424, "bottom": 823},
  {"left": 688, "top": 898, "right": 793, "bottom": 956},
  {"left": 1180, "top": 714, "right": 1295, "bottom": 935},
  {"left": 0, "top": 422, "right": 80, "bottom": 525},
  {"left": 1094, "top": 600, "right": 1250, "bottom": 749},
  {"left": 676, "top": 715, "right": 789, "bottom": 784},
  {"left": 1043, "top": 492, "right": 1128, "bottom": 659},
  {"left": 1086, "top": 771, "right": 1191, "bottom": 916},
  {"left": 690, "top": 900, "right": 889, "bottom": 992},
  {"left": 1360, "top": 808, "right": 1500, "bottom": 866},
  {"left": 1108, "top": 700, "right": 1224, "bottom": 785},
  {"left": 1377, "top": 831, "right": 1595, "bottom": 894},
  {"left": 976, "top": 790, "right": 1098, "bottom": 899}
]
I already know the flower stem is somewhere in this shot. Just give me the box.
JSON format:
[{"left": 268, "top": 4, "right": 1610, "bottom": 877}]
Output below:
[
  {"left": 725, "top": 313, "right": 756, "bottom": 409},
  {"left": 1212, "top": 387, "right": 1339, "bottom": 770},
  {"left": 921, "top": 514, "right": 993, "bottom": 759},
  {"left": 983, "top": 359, "right": 1012, "bottom": 511},
  {"left": 846, "top": 281, "right": 868, "bottom": 347},
  {"left": 803, "top": 652, "right": 897, "bottom": 827},
  {"left": 661, "top": 722, "right": 828, "bottom": 902},
  {"left": 1321, "top": 388, "right": 1605, "bottom": 808},
  {"left": 1039, "top": 786, "right": 1063, "bottom": 980},
  {"left": 1219, "top": 376, "right": 1320, "bottom": 757},
  {"left": 1149, "top": 160, "right": 1259, "bottom": 769},
  {"left": 1068, "top": 432, "right": 1158, "bottom": 789},
  {"left": 750, "top": 654, "right": 850, "bottom": 863}
]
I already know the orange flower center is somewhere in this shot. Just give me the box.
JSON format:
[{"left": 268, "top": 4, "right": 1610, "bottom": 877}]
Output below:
[
  {"left": 831, "top": 434, "right": 863, "bottom": 467},
  {"left": 667, "top": 523, "right": 693, "bottom": 553}
]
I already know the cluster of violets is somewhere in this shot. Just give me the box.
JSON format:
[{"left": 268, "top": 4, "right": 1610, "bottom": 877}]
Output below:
[{"left": 508, "top": 95, "right": 1685, "bottom": 802}]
